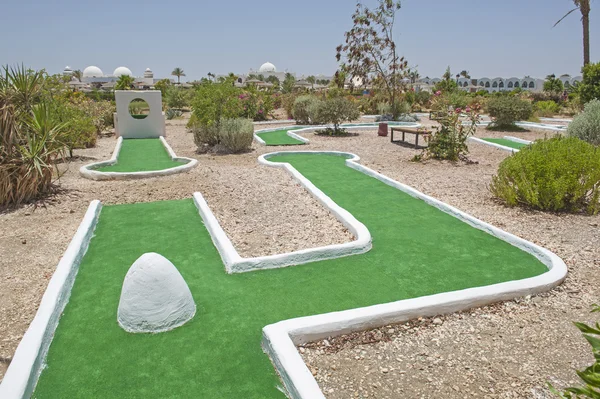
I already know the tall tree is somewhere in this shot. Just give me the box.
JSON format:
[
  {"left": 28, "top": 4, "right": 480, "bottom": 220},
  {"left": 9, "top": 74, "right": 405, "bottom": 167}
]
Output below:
[
  {"left": 306, "top": 75, "right": 316, "bottom": 89},
  {"left": 554, "top": 0, "right": 591, "bottom": 66},
  {"left": 336, "top": 0, "right": 408, "bottom": 118},
  {"left": 171, "top": 67, "right": 186, "bottom": 84},
  {"left": 543, "top": 74, "right": 565, "bottom": 94},
  {"left": 282, "top": 73, "right": 296, "bottom": 93},
  {"left": 460, "top": 70, "right": 470, "bottom": 79}
]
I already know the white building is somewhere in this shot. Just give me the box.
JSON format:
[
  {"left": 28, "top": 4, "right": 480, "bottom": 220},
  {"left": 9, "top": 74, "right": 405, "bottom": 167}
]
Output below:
[
  {"left": 65, "top": 65, "right": 163, "bottom": 89},
  {"left": 417, "top": 74, "right": 582, "bottom": 93},
  {"left": 221, "top": 62, "right": 334, "bottom": 86}
]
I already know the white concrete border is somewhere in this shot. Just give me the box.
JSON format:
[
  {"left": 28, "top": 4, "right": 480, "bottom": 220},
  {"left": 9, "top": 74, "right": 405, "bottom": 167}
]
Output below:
[
  {"left": 80, "top": 136, "right": 198, "bottom": 180},
  {"left": 254, "top": 123, "right": 421, "bottom": 146},
  {"left": 503, "top": 136, "right": 533, "bottom": 145},
  {"left": 468, "top": 136, "right": 520, "bottom": 153},
  {"left": 0, "top": 201, "right": 102, "bottom": 399},
  {"left": 253, "top": 120, "right": 298, "bottom": 126},
  {"left": 192, "top": 150, "right": 372, "bottom": 273},
  {"left": 259, "top": 151, "right": 567, "bottom": 399}
]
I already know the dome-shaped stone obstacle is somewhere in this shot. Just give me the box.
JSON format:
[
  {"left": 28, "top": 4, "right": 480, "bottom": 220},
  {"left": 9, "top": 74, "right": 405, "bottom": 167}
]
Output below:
[{"left": 117, "top": 253, "right": 196, "bottom": 334}]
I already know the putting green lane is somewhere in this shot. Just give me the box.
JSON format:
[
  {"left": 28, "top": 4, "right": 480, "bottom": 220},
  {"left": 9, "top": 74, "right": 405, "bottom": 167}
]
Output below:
[
  {"left": 34, "top": 154, "right": 548, "bottom": 398},
  {"left": 97, "top": 138, "right": 188, "bottom": 172},
  {"left": 256, "top": 127, "right": 309, "bottom": 146},
  {"left": 482, "top": 138, "right": 527, "bottom": 150}
]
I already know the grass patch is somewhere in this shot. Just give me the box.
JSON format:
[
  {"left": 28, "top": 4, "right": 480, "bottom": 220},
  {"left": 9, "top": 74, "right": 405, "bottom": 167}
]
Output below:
[
  {"left": 482, "top": 138, "right": 528, "bottom": 149},
  {"left": 97, "top": 138, "right": 188, "bottom": 173},
  {"left": 34, "top": 155, "right": 548, "bottom": 398},
  {"left": 256, "top": 127, "right": 308, "bottom": 146}
]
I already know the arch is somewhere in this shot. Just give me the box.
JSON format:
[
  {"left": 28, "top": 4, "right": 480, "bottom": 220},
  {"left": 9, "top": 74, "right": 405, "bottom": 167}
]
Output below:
[
  {"left": 492, "top": 82, "right": 498, "bottom": 88},
  {"left": 485, "top": 82, "right": 490, "bottom": 88},
  {"left": 499, "top": 81, "right": 504, "bottom": 88},
  {"left": 508, "top": 82, "right": 513, "bottom": 88},
  {"left": 529, "top": 81, "right": 534, "bottom": 88},
  {"left": 514, "top": 81, "right": 520, "bottom": 88}
]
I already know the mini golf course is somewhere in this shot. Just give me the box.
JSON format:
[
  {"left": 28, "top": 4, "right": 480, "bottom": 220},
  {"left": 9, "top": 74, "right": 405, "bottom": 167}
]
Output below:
[
  {"left": 255, "top": 122, "right": 421, "bottom": 146},
  {"left": 481, "top": 138, "right": 528, "bottom": 150},
  {"left": 31, "top": 153, "right": 551, "bottom": 398},
  {"left": 96, "top": 138, "right": 188, "bottom": 172}
]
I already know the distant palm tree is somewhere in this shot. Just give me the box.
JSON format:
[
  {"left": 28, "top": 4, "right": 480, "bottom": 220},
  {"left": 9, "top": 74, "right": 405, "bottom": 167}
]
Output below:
[
  {"left": 72, "top": 70, "right": 82, "bottom": 82},
  {"left": 408, "top": 71, "right": 420, "bottom": 84},
  {"left": 554, "top": 0, "right": 591, "bottom": 66},
  {"left": 460, "top": 70, "right": 470, "bottom": 79},
  {"left": 171, "top": 67, "right": 186, "bottom": 84},
  {"left": 306, "top": 75, "right": 316, "bottom": 89},
  {"left": 115, "top": 74, "right": 134, "bottom": 90}
]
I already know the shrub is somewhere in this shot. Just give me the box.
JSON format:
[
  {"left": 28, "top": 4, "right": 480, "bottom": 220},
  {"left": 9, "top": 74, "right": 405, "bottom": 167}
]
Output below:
[
  {"left": 165, "top": 87, "right": 188, "bottom": 110},
  {"left": 191, "top": 123, "right": 220, "bottom": 148},
  {"left": 218, "top": 118, "right": 253, "bottom": 153},
  {"left": 579, "top": 62, "right": 600, "bottom": 104},
  {"left": 568, "top": 99, "right": 600, "bottom": 146},
  {"left": 312, "top": 96, "right": 360, "bottom": 135},
  {"left": 293, "top": 95, "right": 321, "bottom": 124},
  {"left": 487, "top": 95, "right": 533, "bottom": 128},
  {"left": 165, "top": 108, "right": 183, "bottom": 120},
  {"left": 490, "top": 137, "right": 600, "bottom": 214},
  {"left": 549, "top": 305, "right": 600, "bottom": 398},
  {"left": 239, "top": 86, "right": 274, "bottom": 121},
  {"left": 422, "top": 106, "right": 480, "bottom": 161},
  {"left": 190, "top": 81, "right": 242, "bottom": 128},
  {"left": 281, "top": 93, "right": 297, "bottom": 119},
  {"left": 535, "top": 100, "right": 560, "bottom": 117}
]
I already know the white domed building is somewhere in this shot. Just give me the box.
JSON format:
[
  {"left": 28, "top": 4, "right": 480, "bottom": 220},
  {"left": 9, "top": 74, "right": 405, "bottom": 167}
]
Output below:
[
  {"left": 83, "top": 66, "right": 104, "bottom": 79},
  {"left": 113, "top": 66, "right": 133, "bottom": 77}
]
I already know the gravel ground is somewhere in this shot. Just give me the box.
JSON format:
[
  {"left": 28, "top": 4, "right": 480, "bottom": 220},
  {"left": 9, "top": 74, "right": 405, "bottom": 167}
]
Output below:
[{"left": 1, "top": 115, "right": 598, "bottom": 399}]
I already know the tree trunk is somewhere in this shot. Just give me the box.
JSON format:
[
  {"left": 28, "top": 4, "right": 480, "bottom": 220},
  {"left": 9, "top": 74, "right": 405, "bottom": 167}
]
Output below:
[{"left": 582, "top": 11, "right": 590, "bottom": 66}]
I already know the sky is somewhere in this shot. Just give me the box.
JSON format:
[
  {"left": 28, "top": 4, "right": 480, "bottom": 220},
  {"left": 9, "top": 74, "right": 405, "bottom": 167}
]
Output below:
[{"left": 0, "top": 0, "right": 598, "bottom": 81}]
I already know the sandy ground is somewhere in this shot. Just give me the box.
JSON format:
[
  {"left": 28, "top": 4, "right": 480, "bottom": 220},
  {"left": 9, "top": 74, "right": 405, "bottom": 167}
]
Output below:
[{"left": 1, "top": 115, "right": 598, "bottom": 399}]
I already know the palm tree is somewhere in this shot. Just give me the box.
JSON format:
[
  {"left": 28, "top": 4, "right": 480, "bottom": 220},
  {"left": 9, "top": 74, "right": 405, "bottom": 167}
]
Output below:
[
  {"left": 554, "top": 0, "right": 591, "bottom": 66},
  {"left": 460, "top": 70, "right": 470, "bottom": 79},
  {"left": 115, "top": 74, "right": 134, "bottom": 90},
  {"left": 72, "top": 70, "right": 83, "bottom": 82},
  {"left": 306, "top": 75, "right": 316, "bottom": 89},
  {"left": 171, "top": 67, "right": 186, "bottom": 84}
]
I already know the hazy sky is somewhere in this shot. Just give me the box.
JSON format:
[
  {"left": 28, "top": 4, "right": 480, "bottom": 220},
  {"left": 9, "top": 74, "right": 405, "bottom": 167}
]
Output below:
[{"left": 0, "top": 0, "right": 597, "bottom": 81}]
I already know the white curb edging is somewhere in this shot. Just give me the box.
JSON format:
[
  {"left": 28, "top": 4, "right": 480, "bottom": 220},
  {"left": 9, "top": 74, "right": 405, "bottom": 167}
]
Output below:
[
  {"left": 192, "top": 151, "right": 372, "bottom": 273},
  {"left": 468, "top": 136, "right": 520, "bottom": 152},
  {"left": 259, "top": 151, "right": 567, "bottom": 399},
  {"left": 80, "top": 136, "right": 198, "bottom": 180},
  {"left": 503, "top": 136, "right": 533, "bottom": 145},
  {"left": 0, "top": 201, "right": 102, "bottom": 399}
]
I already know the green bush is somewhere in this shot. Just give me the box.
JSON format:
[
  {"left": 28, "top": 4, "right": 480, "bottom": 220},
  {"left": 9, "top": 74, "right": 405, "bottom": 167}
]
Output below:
[
  {"left": 312, "top": 96, "right": 360, "bottom": 135},
  {"left": 579, "top": 62, "right": 600, "bottom": 104},
  {"left": 422, "top": 107, "right": 479, "bottom": 161},
  {"left": 190, "top": 81, "right": 242, "bottom": 128},
  {"left": 165, "top": 108, "right": 183, "bottom": 120},
  {"left": 218, "top": 118, "right": 253, "bottom": 153},
  {"left": 191, "top": 123, "right": 220, "bottom": 148},
  {"left": 293, "top": 95, "right": 321, "bottom": 124},
  {"left": 165, "top": 87, "right": 188, "bottom": 110},
  {"left": 490, "top": 137, "right": 600, "bottom": 214},
  {"left": 535, "top": 100, "right": 560, "bottom": 117},
  {"left": 487, "top": 95, "right": 533, "bottom": 128},
  {"left": 568, "top": 99, "right": 600, "bottom": 146}
]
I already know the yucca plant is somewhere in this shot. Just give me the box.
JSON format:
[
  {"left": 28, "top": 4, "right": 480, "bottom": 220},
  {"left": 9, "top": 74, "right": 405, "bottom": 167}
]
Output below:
[
  {"left": 0, "top": 65, "right": 66, "bottom": 208},
  {"left": 550, "top": 305, "right": 600, "bottom": 398}
]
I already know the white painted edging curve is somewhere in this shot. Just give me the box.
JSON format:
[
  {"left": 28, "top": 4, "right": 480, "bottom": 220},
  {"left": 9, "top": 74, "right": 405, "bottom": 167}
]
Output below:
[
  {"left": 503, "top": 136, "right": 533, "bottom": 145},
  {"left": 468, "top": 136, "right": 520, "bottom": 153},
  {"left": 259, "top": 151, "right": 567, "bottom": 399},
  {"left": 192, "top": 151, "right": 372, "bottom": 274},
  {"left": 254, "top": 123, "right": 421, "bottom": 146},
  {"left": 0, "top": 201, "right": 102, "bottom": 399},
  {"left": 80, "top": 136, "right": 198, "bottom": 180}
]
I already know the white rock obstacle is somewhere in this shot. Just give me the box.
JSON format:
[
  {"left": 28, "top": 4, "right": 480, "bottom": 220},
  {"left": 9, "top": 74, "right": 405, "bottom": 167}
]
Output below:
[{"left": 117, "top": 253, "right": 196, "bottom": 333}]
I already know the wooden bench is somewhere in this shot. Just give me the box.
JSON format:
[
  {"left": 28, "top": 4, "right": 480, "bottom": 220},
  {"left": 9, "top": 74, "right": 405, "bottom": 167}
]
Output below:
[{"left": 390, "top": 127, "right": 431, "bottom": 148}]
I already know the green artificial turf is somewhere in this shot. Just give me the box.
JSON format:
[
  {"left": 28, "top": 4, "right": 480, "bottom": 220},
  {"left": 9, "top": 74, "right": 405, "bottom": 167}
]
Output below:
[
  {"left": 256, "top": 127, "right": 308, "bottom": 146},
  {"left": 96, "top": 138, "right": 187, "bottom": 172},
  {"left": 34, "top": 154, "right": 548, "bottom": 398},
  {"left": 482, "top": 138, "right": 528, "bottom": 149}
]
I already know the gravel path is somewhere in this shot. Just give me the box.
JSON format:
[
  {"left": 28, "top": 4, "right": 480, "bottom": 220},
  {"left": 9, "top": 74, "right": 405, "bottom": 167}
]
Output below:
[{"left": 1, "top": 116, "right": 598, "bottom": 399}]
